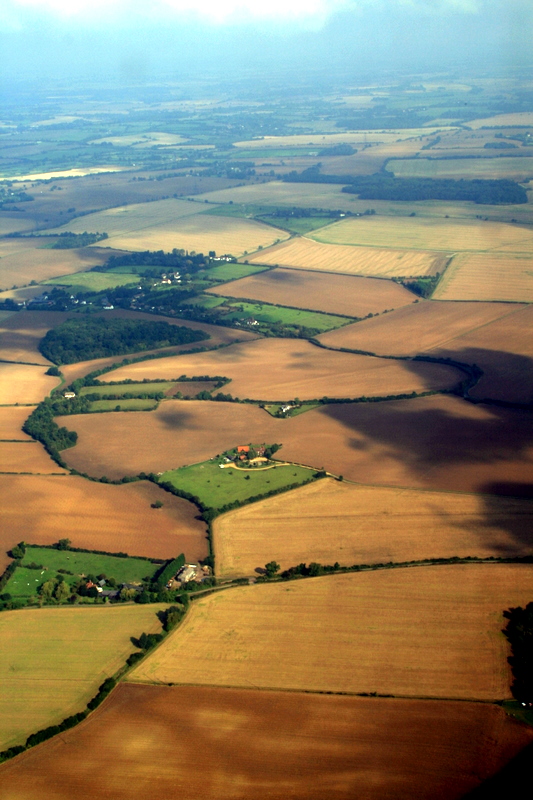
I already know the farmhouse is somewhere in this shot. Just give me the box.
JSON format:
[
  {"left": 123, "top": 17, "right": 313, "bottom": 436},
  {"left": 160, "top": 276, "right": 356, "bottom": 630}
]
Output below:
[
  {"left": 176, "top": 564, "right": 198, "bottom": 584},
  {"left": 63, "top": 391, "right": 76, "bottom": 399}
]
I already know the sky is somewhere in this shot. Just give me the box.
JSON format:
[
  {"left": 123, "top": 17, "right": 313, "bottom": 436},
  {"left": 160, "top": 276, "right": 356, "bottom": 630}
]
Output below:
[{"left": 0, "top": 0, "right": 531, "bottom": 83}]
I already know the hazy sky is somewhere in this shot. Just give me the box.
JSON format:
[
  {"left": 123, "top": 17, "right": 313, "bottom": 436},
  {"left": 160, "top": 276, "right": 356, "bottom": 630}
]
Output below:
[{"left": 1, "top": 0, "right": 531, "bottom": 83}]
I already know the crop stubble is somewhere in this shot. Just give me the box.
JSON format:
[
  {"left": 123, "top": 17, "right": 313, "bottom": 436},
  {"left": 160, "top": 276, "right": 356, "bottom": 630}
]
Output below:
[
  {"left": 1, "top": 685, "right": 530, "bottom": 800},
  {"left": 433, "top": 253, "right": 533, "bottom": 303},
  {"left": 128, "top": 564, "right": 533, "bottom": 700}
]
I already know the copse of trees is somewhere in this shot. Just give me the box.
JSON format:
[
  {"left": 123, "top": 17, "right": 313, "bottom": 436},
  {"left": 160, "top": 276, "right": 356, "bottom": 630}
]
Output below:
[
  {"left": 52, "top": 232, "right": 108, "bottom": 249},
  {"left": 502, "top": 602, "right": 533, "bottom": 705},
  {"left": 39, "top": 317, "right": 209, "bottom": 365}
]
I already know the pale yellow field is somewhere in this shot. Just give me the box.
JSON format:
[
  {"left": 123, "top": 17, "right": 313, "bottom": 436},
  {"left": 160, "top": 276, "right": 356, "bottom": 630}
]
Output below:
[
  {"left": 192, "top": 180, "right": 357, "bottom": 210},
  {"left": 233, "top": 128, "right": 456, "bottom": 148},
  {"left": 128, "top": 564, "right": 533, "bottom": 701},
  {"left": 0, "top": 363, "right": 57, "bottom": 404},
  {"left": 101, "top": 338, "right": 460, "bottom": 401},
  {"left": 310, "top": 216, "right": 533, "bottom": 254},
  {"left": 0, "top": 605, "right": 165, "bottom": 749},
  {"left": 89, "top": 132, "right": 189, "bottom": 147},
  {"left": 0, "top": 406, "right": 33, "bottom": 440},
  {"left": 213, "top": 479, "right": 533, "bottom": 578},
  {"left": 0, "top": 442, "right": 66, "bottom": 474},
  {"left": 468, "top": 112, "right": 533, "bottom": 128},
  {"left": 10, "top": 167, "right": 126, "bottom": 182},
  {"left": 389, "top": 157, "right": 533, "bottom": 181},
  {"left": 0, "top": 240, "right": 111, "bottom": 290},
  {"left": 246, "top": 238, "right": 443, "bottom": 277},
  {"left": 433, "top": 253, "right": 533, "bottom": 302}
]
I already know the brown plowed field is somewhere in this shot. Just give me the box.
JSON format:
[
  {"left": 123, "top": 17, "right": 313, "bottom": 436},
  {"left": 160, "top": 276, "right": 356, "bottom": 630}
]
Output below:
[
  {"left": 1, "top": 685, "right": 531, "bottom": 800},
  {"left": 0, "top": 474, "right": 207, "bottom": 575},
  {"left": 318, "top": 300, "right": 522, "bottom": 356},
  {"left": 207, "top": 267, "right": 415, "bottom": 317},
  {"left": 214, "top": 478, "right": 533, "bottom": 578},
  {"left": 0, "top": 442, "right": 66, "bottom": 474},
  {"left": 57, "top": 396, "right": 533, "bottom": 495},
  {"left": 0, "top": 239, "right": 110, "bottom": 291},
  {"left": 129, "top": 565, "right": 533, "bottom": 700},
  {"left": 0, "top": 310, "right": 69, "bottom": 363},
  {"left": 0, "top": 407, "right": 33, "bottom": 440},
  {"left": 246, "top": 237, "right": 443, "bottom": 277},
  {"left": 319, "top": 301, "right": 533, "bottom": 403},
  {"left": 433, "top": 253, "right": 533, "bottom": 302},
  {"left": 0, "top": 363, "right": 57, "bottom": 404},
  {"left": 99, "top": 338, "right": 460, "bottom": 401}
]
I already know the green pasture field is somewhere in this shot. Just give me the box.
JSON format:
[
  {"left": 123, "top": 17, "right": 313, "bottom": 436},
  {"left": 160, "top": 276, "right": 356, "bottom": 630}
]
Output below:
[
  {"left": 88, "top": 398, "right": 159, "bottom": 412},
  {"left": 259, "top": 216, "right": 338, "bottom": 235},
  {"left": 45, "top": 272, "right": 139, "bottom": 292},
  {"left": 389, "top": 156, "right": 533, "bottom": 180},
  {"left": 159, "top": 459, "right": 317, "bottom": 510},
  {"left": 219, "top": 300, "right": 350, "bottom": 332},
  {"left": 5, "top": 546, "right": 159, "bottom": 598},
  {"left": 263, "top": 403, "right": 321, "bottom": 417},
  {"left": 201, "top": 201, "right": 348, "bottom": 235},
  {"left": 186, "top": 294, "right": 226, "bottom": 308},
  {"left": 207, "top": 263, "right": 269, "bottom": 281},
  {"left": 80, "top": 382, "right": 175, "bottom": 397}
]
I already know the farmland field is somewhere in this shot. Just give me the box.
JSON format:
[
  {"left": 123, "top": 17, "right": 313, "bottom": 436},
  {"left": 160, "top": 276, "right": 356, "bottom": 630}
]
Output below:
[
  {"left": 192, "top": 181, "right": 359, "bottom": 210},
  {"left": 433, "top": 253, "right": 533, "bottom": 302},
  {"left": 45, "top": 271, "right": 139, "bottom": 292},
  {"left": 160, "top": 460, "right": 316, "bottom": 510},
  {"left": 0, "top": 605, "right": 165, "bottom": 749},
  {"left": 0, "top": 441, "right": 65, "bottom": 474},
  {"left": 0, "top": 239, "right": 111, "bottom": 289},
  {"left": 310, "top": 216, "right": 533, "bottom": 254},
  {"left": 128, "top": 564, "right": 533, "bottom": 700},
  {"left": 46, "top": 200, "right": 290, "bottom": 256},
  {"left": 207, "top": 268, "right": 416, "bottom": 317},
  {"left": 245, "top": 238, "right": 445, "bottom": 277},
  {"left": 0, "top": 474, "right": 207, "bottom": 575},
  {"left": 87, "top": 398, "right": 158, "bottom": 412},
  {"left": 389, "top": 156, "right": 533, "bottom": 181},
  {"left": 467, "top": 112, "right": 533, "bottom": 128},
  {"left": 233, "top": 128, "right": 456, "bottom": 148},
  {"left": 55, "top": 395, "right": 533, "bottom": 494},
  {"left": 0, "top": 407, "right": 34, "bottom": 440},
  {"left": 213, "top": 478, "right": 533, "bottom": 578},
  {"left": 0, "top": 363, "right": 57, "bottom": 404},
  {"left": 0, "top": 309, "right": 70, "bottom": 363},
  {"left": 1, "top": 685, "right": 530, "bottom": 800},
  {"left": 99, "top": 338, "right": 461, "bottom": 401}
]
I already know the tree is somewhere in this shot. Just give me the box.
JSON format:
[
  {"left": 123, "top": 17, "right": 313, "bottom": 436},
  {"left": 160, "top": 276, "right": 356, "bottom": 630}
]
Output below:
[
  {"left": 264, "top": 561, "right": 280, "bottom": 578},
  {"left": 55, "top": 538, "right": 71, "bottom": 551},
  {"left": 54, "top": 581, "right": 70, "bottom": 602}
]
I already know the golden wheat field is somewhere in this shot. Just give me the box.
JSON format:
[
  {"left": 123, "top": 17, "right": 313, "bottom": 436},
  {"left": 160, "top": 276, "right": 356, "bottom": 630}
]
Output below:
[
  {"left": 318, "top": 300, "right": 523, "bottom": 356},
  {"left": 0, "top": 406, "right": 33, "bottom": 440},
  {"left": 100, "top": 337, "right": 460, "bottom": 401},
  {"left": 208, "top": 267, "right": 415, "bottom": 317},
  {"left": 310, "top": 216, "right": 533, "bottom": 253},
  {"left": 0, "top": 474, "right": 207, "bottom": 574},
  {"left": 128, "top": 564, "right": 533, "bottom": 700},
  {"left": 1, "top": 686, "right": 530, "bottom": 800},
  {"left": 0, "top": 605, "right": 165, "bottom": 749},
  {"left": 246, "top": 238, "right": 444, "bottom": 277},
  {"left": 433, "top": 253, "right": 533, "bottom": 302},
  {"left": 0, "top": 363, "right": 57, "bottom": 404},
  {"left": 0, "top": 442, "right": 65, "bottom": 474},
  {"left": 213, "top": 478, "right": 533, "bottom": 578}
]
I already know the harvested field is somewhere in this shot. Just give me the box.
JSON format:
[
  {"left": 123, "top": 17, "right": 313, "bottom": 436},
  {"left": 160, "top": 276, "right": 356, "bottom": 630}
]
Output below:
[
  {"left": 99, "top": 338, "right": 461, "bottom": 402},
  {"left": 192, "top": 181, "right": 359, "bottom": 210},
  {"left": 89, "top": 132, "right": 189, "bottom": 147},
  {"left": 389, "top": 156, "right": 533, "bottom": 181},
  {"left": 207, "top": 268, "right": 415, "bottom": 318},
  {"left": 233, "top": 128, "right": 455, "bottom": 148},
  {"left": 0, "top": 215, "right": 35, "bottom": 236},
  {"left": 47, "top": 201, "right": 289, "bottom": 256},
  {"left": 0, "top": 605, "right": 165, "bottom": 749},
  {"left": 310, "top": 216, "right": 533, "bottom": 254},
  {"left": 0, "top": 474, "right": 207, "bottom": 575},
  {"left": 0, "top": 310, "right": 70, "bottom": 363},
  {"left": 0, "top": 239, "right": 110, "bottom": 290},
  {"left": 246, "top": 238, "right": 444, "bottom": 277},
  {"left": 9, "top": 167, "right": 126, "bottom": 181},
  {"left": 318, "top": 300, "right": 523, "bottom": 357},
  {"left": 433, "top": 253, "right": 533, "bottom": 302},
  {"left": 1, "top": 686, "right": 530, "bottom": 800},
  {"left": 0, "top": 406, "right": 33, "bottom": 440},
  {"left": 56, "top": 395, "right": 533, "bottom": 495},
  {"left": 0, "top": 363, "right": 57, "bottom": 404},
  {"left": 0, "top": 442, "right": 65, "bottom": 474},
  {"left": 128, "top": 564, "right": 533, "bottom": 700},
  {"left": 468, "top": 112, "right": 533, "bottom": 128},
  {"left": 213, "top": 478, "right": 533, "bottom": 578}
]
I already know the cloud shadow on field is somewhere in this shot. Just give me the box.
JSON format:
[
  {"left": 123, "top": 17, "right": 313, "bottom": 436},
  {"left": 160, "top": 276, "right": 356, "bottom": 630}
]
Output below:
[{"left": 157, "top": 404, "right": 195, "bottom": 431}]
